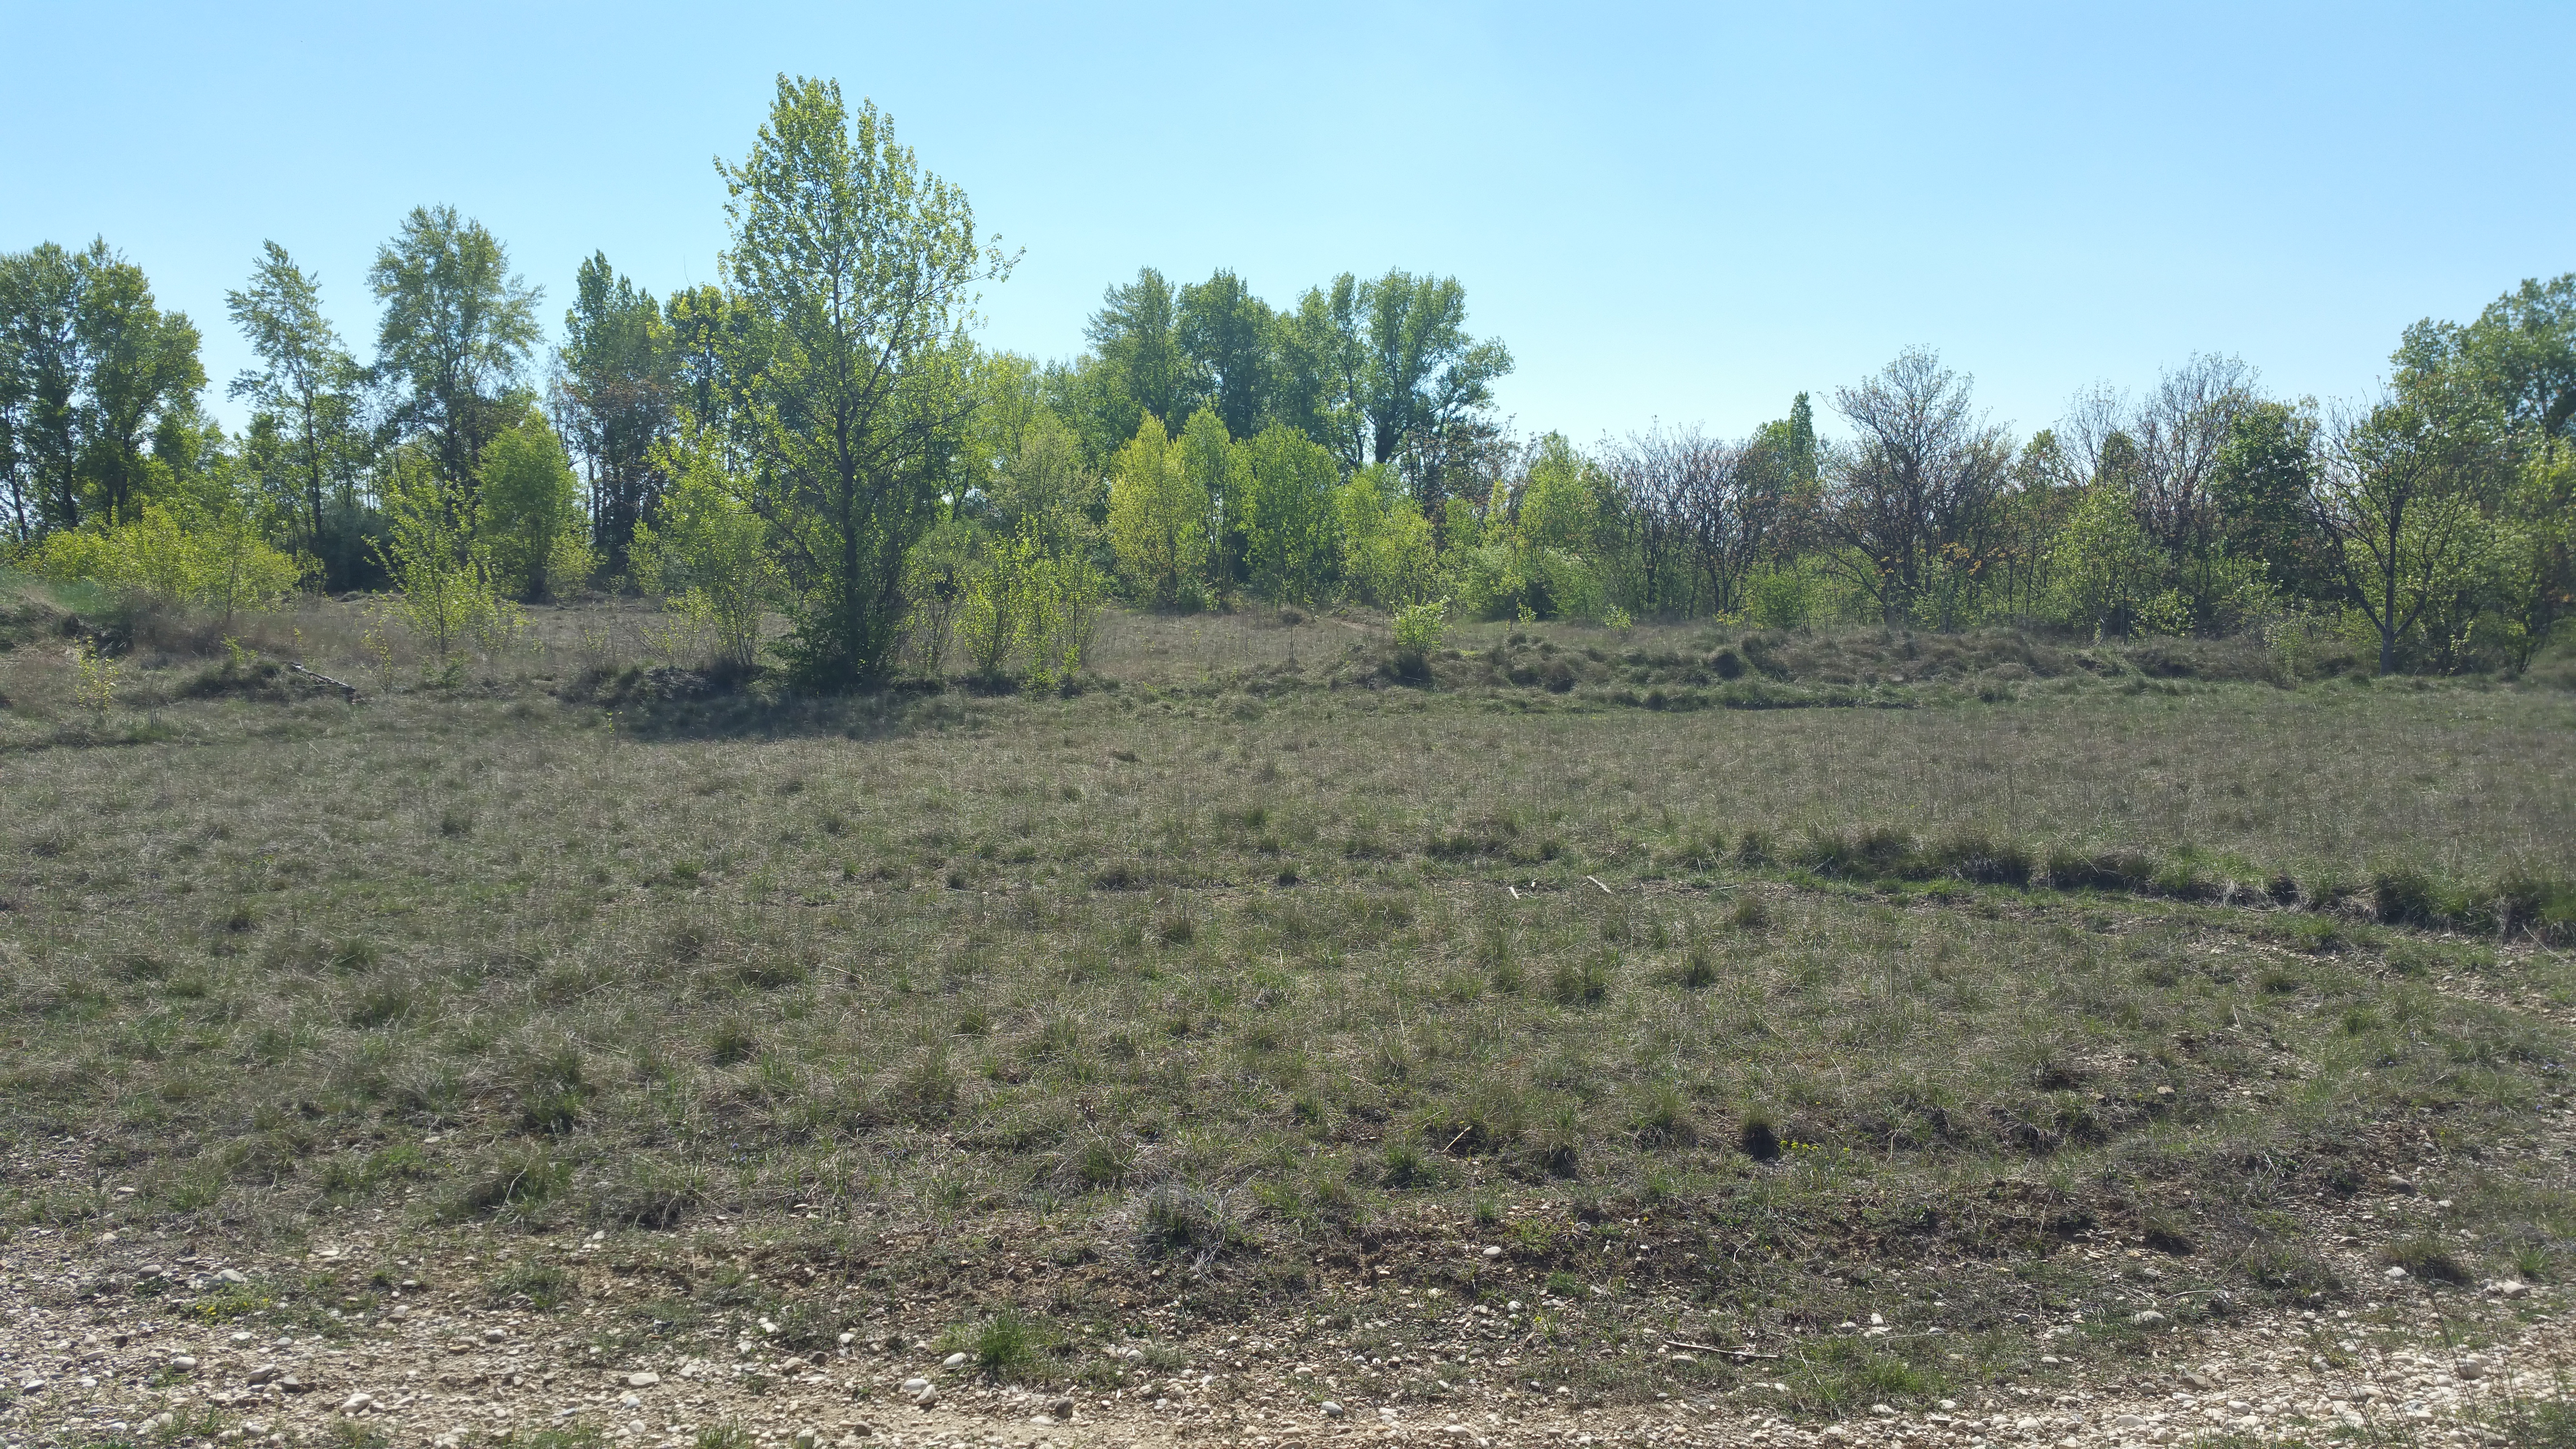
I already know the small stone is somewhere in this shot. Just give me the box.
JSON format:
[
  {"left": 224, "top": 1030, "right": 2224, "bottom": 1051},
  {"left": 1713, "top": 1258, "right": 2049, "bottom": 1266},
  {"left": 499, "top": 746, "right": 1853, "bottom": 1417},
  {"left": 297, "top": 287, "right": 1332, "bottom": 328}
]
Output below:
[
  {"left": 1444, "top": 1425, "right": 1475, "bottom": 1439},
  {"left": 1481, "top": 1246, "right": 1504, "bottom": 1259},
  {"left": 626, "top": 1372, "right": 660, "bottom": 1387},
  {"left": 1047, "top": 1397, "right": 1075, "bottom": 1420},
  {"left": 2384, "top": 1267, "right": 2408, "bottom": 1279},
  {"left": 913, "top": 1385, "right": 937, "bottom": 1408},
  {"left": 794, "top": 1431, "right": 819, "bottom": 1449},
  {"left": 170, "top": 1355, "right": 199, "bottom": 1372},
  {"left": 2132, "top": 1311, "right": 2168, "bottom": 1327},
  {"left": 484, "top": 1327, "right": 509, "bottom": 1342},
  {"left": 1320, "top": 1401, "right": 1345, "bottom": 1417},
  {"left": 339, "top": 1393, "right": 372, "bottom": 1414},
  {"left": 2456, "top": 1360, "right": 2488, "bottom": 1381},
  {"left": 279, "top": 1374, "right": 308, "bottom": 1394},
  {"left": 218, "top": 1268, "right": 247, "bottom": 1284},
  {"left": 18, "top": 1379, "right": 44, "bottom": 1395},
  {"left": 1870, "top": 1402, "right": 1897, "bottom": 1416},
  {"left": 941, "top": 1352, "right": 967, "bottom": 1369},
  {"left": 247, "top": 1366, "right": 282, "bottom": 1385},
  {"left": 2492, "top": 1279, "right": 2531, "bottom": 1299},
  {"left": 900, "top": 1378, "right": 930, "bottom": 1394}
]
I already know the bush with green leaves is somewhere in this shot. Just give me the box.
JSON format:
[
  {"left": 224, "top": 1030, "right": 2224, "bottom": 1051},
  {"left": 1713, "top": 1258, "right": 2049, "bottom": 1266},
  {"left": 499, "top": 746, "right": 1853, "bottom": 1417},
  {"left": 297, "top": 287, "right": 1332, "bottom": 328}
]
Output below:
[
  {"left": 370, "top": 446, "right": 519, "bottom": 660},
  {"left": 634, "top": 438, "right": 780, "bottom": 670},
  {"left": 28, "top": 498, "right": 307, "bottom": 628},
  {"left": 480, "top": 411, "right": 595, "bottom": 602}
]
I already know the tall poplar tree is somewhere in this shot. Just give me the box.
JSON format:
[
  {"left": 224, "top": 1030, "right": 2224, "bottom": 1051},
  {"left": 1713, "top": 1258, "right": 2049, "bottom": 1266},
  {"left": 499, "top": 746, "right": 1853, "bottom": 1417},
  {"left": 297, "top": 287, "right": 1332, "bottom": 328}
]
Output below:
[
  {"left": 716, "top": 75, "right": 1012, "bottom": 687},
  {"left": 369, "top": 206, "right": 542, "bottom": 492}
]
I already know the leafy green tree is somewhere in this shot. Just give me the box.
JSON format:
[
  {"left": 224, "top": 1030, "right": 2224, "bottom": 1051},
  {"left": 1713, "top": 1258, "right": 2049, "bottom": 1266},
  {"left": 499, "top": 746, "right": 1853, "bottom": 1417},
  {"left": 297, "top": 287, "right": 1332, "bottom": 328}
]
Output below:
[
  {"left": 1240, "top": 423, "right": 1338, "bottom": 604},
  {"left": 715, "top": 76, "right": 1011, "bottom": 687},
  {"left": 1355, "top": 270, "right": 1513, "bottom": 508},
  {"left": 72, "top": 244, "right": 207, "bottom": 525},
  {"left": 1516, "top": 434, "right": 1610, "bottom": 558},
  {"left": 987, "top": 408, "right": 1100, "bottom": 557},
  {"left": 1271, "top": 276, "right": 1368, "bottom": 467},
  {"left": 1177, "top": 408, "right": 1244, "bottom": 583},
  {"left": 2212, "top": 399, "right": 2335, "bottom": 603},
  {"left": 369, "top": 206, "right": 543, "bottom": 492},
  {"left": 1335, "top": 464, "right": 1435, "bottom": 607},
  {"left": 1105, "top": 414, "right": 1208, "bottom": 606},
  {"left": 2313, "top": 389, "right": 2503, "bottom": 674},
  {"left": 955, "top": 524, "right": 1032, "bottom": 677},
  {"left": 370, "top": 446, "right": 517, "bottom": 661},
  {"left": 0, "top": 240, "right": 207, "bottom": 535},
  {"left": 2498, "top": 443, "right": 2576, "bottom": 668},
  {"left": 480, "top": 411, "right": 592, "bottom": 601},
  {"left": 555, "top": 253, "right": 676, "bottom": 578},
  {"left": 1086, "top": 268, "right": 1200, "bottom": 447},
  {"left": 2048, "top": 471, "right": 2161, "bottom": 637},
  {"left": 2396, "top": 273, "right": 2576, "bottom": 441},
  {"left": 634, "top": 436, "right": 779, "bottom": 671},
  {"left": 226, "top": 242, "right": 370, "bottom": 585},
  {"left": 1785, "top": 391, "right": 1819, "bottom": 487},
  {"left": 1178, "top": 269, "right": 1274, "bottom": 441},
  {"left": 0, "top": 242, "right": 82, "bottom": 540}
]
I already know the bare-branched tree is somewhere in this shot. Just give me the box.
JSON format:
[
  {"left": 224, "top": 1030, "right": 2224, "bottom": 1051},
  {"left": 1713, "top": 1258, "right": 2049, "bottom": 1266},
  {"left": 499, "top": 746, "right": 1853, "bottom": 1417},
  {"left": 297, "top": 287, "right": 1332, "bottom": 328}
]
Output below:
[{"left": 1828, "top": 349, "right": 2014, "bottom": 626}]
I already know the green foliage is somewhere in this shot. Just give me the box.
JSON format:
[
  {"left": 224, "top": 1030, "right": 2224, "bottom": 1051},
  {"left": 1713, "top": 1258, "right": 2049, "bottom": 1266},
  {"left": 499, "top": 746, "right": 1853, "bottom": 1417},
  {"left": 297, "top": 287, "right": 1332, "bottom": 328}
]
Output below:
[
  {"left": 369, "top": 447, "right": 519, "bottom": 661},
  {"left": 226, "top": 241, "right": 372, "bottom": 588},
  {"left": 1239, "top": 423, "right": 1337, "bottom": 604},
  {"left": 1391, "top": 598, "right": 1447, "bottom": 672},
  {"left": 555, "top": 252, "right": 677, "bottom": 577},
  {"left": 479, "top": 411, "right": 592, "bottom": 601},
  {"left": 1, "top": 238, "right": 210, "bottom": 535},
  {"left": 1335, "top": 464, "right": 1435, "bottom": 607},
  {"left": 714, "top": 77, "right": 1010, "bottom": 688},
  {"left": 2048, "top": 476, "right": 2162, "bottom": 638},
  {"left": 633, "top": 437, "right": 778, "bottom": 670},
  {"left": 368, "top": 206, "right": 543, "bottom": 493},
  {"left": 1516, "top": 433, "right": 1610, "bottom": 557},
  {"left": 2316, "top": 386, "right": 2506, "bottom": 673},
  {"left": 29, "top": 496, "right": 305, "bottom": 626},
  {"left": 1105, "top": 413, "right": 1209, "bottom": 607}
]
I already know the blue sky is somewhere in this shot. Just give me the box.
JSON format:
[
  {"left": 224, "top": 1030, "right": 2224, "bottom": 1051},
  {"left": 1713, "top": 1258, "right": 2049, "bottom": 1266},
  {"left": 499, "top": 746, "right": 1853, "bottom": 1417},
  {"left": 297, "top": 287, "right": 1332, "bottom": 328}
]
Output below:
[{"left": 5, "top": 1, "right": 2567, "bottom": 445}]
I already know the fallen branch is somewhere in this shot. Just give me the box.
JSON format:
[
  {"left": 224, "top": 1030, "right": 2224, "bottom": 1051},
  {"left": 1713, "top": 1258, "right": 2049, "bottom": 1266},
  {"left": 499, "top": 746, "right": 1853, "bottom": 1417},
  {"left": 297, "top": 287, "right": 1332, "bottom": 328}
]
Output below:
[
  {"left": 1586, "top": 875, "right": 1615, "bottom": 895},
  {"left": 290, "top": 661, "right": 359, "bottom": 703},
  {"left": 1660, "top": 1340, "right": 1781, "bottom": 1360}
]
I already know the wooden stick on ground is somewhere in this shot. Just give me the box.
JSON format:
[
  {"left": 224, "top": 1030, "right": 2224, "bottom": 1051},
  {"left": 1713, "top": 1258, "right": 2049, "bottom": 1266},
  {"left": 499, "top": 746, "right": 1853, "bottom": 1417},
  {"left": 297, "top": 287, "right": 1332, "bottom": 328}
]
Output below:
[
  {"left": 1660, "top": 1340, "right": 1782, "bottom": 1360},
  {"left": 289, "top": 662, "right": 359, "bottom": 703}
]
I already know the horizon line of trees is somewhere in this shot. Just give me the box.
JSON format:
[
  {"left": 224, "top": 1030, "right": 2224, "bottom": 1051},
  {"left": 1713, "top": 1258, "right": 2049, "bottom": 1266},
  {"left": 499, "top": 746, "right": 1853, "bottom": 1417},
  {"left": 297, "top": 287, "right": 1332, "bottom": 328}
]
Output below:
[{"left": 3, "top": 77, "right": 2571, "bottom": 682}]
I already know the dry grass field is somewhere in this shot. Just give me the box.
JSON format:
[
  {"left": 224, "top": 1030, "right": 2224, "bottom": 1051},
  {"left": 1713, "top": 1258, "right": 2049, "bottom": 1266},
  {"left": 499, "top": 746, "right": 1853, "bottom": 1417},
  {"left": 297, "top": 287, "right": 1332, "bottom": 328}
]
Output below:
[{"left": 3, "top": 584, "right": 2574, "bottom": 1447}]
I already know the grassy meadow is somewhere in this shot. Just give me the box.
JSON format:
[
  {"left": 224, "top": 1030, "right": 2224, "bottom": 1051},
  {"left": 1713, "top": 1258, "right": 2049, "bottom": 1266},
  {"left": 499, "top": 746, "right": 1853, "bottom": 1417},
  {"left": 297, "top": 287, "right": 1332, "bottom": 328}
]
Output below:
[{"left": 4, "top": 590, "right": 2574, "bottom": 1416}]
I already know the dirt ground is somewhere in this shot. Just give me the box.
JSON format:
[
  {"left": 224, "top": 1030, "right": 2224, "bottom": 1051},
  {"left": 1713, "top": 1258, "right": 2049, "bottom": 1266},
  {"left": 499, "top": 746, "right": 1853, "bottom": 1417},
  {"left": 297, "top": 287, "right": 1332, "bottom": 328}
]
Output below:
[{"left": 2, "top": 1225, "right": 2562, "bottom": 1449}]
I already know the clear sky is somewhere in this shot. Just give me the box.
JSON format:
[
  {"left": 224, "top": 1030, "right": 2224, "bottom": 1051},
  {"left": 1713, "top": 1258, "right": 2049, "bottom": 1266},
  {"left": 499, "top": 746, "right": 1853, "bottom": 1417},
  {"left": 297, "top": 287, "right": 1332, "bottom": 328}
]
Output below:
[{"left": 6, "top": 1, "right": 2567, "bottom": 446}]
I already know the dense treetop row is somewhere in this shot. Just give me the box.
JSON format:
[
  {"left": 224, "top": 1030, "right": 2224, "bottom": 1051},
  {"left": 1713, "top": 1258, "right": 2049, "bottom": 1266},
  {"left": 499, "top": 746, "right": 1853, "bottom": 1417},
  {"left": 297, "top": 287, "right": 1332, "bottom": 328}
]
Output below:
[{"left": 3, "top": 76, "right": 2570, "bottom": 684}]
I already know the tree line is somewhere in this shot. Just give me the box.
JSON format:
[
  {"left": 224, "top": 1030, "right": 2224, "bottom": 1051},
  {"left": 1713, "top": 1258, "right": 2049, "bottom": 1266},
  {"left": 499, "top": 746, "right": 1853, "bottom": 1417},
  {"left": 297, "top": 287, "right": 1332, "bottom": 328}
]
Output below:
[{"left": 3, "top": 75, "right": 2570, "bottom": 685}]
